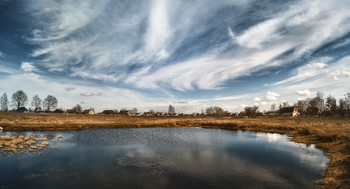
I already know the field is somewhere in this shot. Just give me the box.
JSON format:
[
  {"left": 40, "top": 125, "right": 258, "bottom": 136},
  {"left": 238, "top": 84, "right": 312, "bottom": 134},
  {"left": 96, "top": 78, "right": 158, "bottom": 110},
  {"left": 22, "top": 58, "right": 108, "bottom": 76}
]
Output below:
[{"left": 0, "top": 112, "right": 349, "bottom": 189}]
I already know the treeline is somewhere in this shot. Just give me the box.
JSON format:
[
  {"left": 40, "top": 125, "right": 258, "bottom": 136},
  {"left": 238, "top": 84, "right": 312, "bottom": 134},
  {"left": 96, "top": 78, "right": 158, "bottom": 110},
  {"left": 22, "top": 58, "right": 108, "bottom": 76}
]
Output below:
[
  {"left": 203, "top": 91, "right": 350, "bottom": 118},
  {"left": 1, "top": 89, "right": 349, "bottom": 117},
  {"left": 0, "top": 90, "right": 58, "bottom": 112},
  {"left": 267, "top": 92, "right": 350, "bottom": 117},
  {"left": 293, "top": 92, "right": 350, "bottom": 117}
]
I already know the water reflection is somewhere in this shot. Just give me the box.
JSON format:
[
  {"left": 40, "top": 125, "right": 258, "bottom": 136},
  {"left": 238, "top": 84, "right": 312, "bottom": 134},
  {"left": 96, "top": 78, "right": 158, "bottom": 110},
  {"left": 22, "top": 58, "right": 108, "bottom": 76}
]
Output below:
[{"left": 0, "top": 128, "right": 328, "bottom": 189}]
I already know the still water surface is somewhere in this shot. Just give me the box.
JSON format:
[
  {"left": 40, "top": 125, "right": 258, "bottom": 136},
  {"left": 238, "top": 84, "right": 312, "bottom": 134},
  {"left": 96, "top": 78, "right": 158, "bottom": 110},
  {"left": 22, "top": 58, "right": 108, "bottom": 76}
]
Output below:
[{"left": 0, "top": 127, "right": 328, "bottom": 189}]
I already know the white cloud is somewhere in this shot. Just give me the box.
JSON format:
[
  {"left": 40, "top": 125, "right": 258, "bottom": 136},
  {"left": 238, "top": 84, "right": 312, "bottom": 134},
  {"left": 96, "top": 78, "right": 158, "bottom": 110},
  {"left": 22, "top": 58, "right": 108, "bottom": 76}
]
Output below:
[
  {"left": 214, "top": 95, "right": 244, "bottom": 101},
  {"left": 64, "top": 87, "right": 76, "bottom": 92},
  {"left": 307, "top": 62, "right": 327, "bottom": 69},
  {"left": 332, "top": 38, "right": 350, "bottom": 49},
  {"left": 296, "top": 89, "right": 311, "bottom": 96},
  {"left": 237, "top": 18, "right": 283, "bottom": 49},
  {"left": 266, "top": 92, "right": 280, "bottom": 101},
  {"left": 297, "top": 97, "right": 305, "bottom": 101},
  {"left": 269, "top": 62, "right": 328, "bottom": 86},
  {"left": 144, "top": 0, "right": 172, "bottom": 60},
  {"left": 24, "top": 73, "right": 41, "bottom": 80},
  {"left": 254, "top": 97, "right": 262, "bottom": 102},
  {"left": 27, "top": 0, "right": 110, "bottom": 42},
  {"left": 80, "top": 92, "right": 102, "bottom": 97},
  {"left": 71, "top": 71, "right": 119, "bottom": 82},
  {"left": 268, "top": 56, "right": 350, "bottom": 104},
  {"left": 0, "top": 69, "right": 175, "bottom": 112},
  {"left": 330, "top": 70, "right": 350, "bottom": 81},
  {"left": 21, "top": 62, "right": 37, "bottom": 73},
  {"left": 6, "top": 0, "right": 347, "bottom": 114},
  {"left": 0, "top": 62, "right": 17, "bottom": 74},
  {"left": 23, "top": 0, "right": 350, "bottom": 93},
  {"left": 227, "top": 27, "right": 236, "bottom": 42}
]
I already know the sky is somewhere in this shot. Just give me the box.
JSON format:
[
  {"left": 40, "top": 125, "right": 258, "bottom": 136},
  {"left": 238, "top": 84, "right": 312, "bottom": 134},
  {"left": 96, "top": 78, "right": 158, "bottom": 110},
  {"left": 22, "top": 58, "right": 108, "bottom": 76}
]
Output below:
[{"left": 0, "top": 0, "right": 350, "bottom": 113}]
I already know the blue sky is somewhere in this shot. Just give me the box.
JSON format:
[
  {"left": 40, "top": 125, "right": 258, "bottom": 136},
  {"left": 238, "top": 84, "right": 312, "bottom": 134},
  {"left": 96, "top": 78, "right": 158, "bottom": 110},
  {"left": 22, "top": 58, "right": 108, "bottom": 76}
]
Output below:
[{"left": 0, "top": 0, "right": 350, "bottom": 113}]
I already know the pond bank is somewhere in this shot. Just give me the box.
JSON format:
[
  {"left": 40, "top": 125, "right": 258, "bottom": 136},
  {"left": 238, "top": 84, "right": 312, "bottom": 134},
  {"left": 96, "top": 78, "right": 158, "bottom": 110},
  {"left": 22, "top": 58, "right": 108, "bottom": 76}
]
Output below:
[{"left": 0, "top": 113, "right": 349, "bottom": 188}]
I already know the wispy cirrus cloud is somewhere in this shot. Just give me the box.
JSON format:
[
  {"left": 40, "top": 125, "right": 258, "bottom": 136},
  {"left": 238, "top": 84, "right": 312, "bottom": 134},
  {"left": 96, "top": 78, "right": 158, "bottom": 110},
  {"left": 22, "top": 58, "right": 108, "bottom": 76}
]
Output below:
[
  {"left": 2, "top": 0, "right": 350, "bottom": 113},
  {"left": 268, "top": 62, "right": 328, "bottom": 87},
  {"left": 267, "top": 56, "right": 350, "bottom": 101},
  {"left": 80, "top": 92, "right": 102, "bottom": 97},
  {"left": 24, "top": 0, "right": 350, "bottom": 94},
  {"left": 214, "top": 95, "right": 245, "bottom": 101}
]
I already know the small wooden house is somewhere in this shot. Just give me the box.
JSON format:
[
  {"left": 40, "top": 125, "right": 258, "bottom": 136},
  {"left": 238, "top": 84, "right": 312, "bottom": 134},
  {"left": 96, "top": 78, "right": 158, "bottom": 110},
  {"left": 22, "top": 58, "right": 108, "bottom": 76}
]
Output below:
[
  {"left": 82, "top": 109, "right": 95, "bottom": 115},
  {"left": 118, "top": 110, "right": 131, "bottom": 116},
  {"left": 14, "top": 107, "right": 28, "bottom": 113},
  {"left": 280, "top": 107, "right": 299, "bottom": 117},
  {"left": 143, "top": 112, "right": 153, "bottom": 116},
  {"left": 101, "top": 110, "right": 116, "bottom": 115}
]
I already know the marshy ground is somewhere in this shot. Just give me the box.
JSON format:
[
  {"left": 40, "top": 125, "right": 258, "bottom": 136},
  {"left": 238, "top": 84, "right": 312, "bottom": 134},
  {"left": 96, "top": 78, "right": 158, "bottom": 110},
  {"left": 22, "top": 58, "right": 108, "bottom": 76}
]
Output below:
[{"left": 0, "top": 112, "right": 349, "bottom": 189}]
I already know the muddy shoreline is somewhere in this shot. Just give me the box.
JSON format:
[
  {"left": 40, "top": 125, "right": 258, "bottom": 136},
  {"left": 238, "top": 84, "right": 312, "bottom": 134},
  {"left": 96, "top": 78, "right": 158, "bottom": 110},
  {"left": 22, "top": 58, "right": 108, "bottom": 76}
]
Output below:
[{"left": 0, "top": 113, "right": 349, "bottom": 188}]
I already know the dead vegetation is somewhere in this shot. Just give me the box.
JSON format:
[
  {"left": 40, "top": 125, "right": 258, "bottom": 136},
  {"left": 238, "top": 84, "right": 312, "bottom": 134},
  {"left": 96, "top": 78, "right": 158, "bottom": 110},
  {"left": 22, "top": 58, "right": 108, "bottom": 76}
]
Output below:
[
  {"left": 0, "top": 112, "right": 349, "bottom": 188},
  {"left": 0, "top": 134, "right": 49, "bottom": 153}
]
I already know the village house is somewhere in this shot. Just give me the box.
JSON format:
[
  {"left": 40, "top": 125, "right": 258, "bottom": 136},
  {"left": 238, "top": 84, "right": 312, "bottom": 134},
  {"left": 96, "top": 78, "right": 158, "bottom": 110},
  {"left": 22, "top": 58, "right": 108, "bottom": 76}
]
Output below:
[
  {"left": 280, "top": 107, "right": 299, "bottom": 117},
  {"left": 154, "top": 112, "right": 165, "bottom": 116},
  {"left": 101, "top": 110, "right": 116, "bottom": 115},
  {"left": 13, "top": 107, "right": 28, "bottom": 113},
  {"left": 82, "top": 109, "right": 95, "bottom": 115},
  {"left": 118, "top": 110, "right": 131, "bottom": 116},
  {"left": 143, "top": 112, "right": 153, "bottom": 116},
  {"left": 265, "top": 111, "right": 278, "bottom": 117}
]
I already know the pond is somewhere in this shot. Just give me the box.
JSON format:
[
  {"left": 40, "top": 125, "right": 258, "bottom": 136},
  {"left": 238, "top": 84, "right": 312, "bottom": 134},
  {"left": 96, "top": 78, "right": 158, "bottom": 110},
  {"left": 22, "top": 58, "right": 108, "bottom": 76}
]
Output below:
[{"left": 0, "top": 127, "right": 328, "bottom": 189}]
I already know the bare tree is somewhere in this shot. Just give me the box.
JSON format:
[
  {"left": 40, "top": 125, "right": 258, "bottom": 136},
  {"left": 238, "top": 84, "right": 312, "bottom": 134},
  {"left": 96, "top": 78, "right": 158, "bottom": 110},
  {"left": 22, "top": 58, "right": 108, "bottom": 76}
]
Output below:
[
  {"left": 31, "top": 95, "right": 42, "bottom": 112},
  {"left": 325, "top": 95, "right": 337, "bottom": 115},
  {"left": 168, "top": 105, "right": 175, "bottom": 115},
  {"left": 205, "top": 106, "right": 227, "bottom": 116},
  {"left": 345, "top": 92, "right": 350, "bottom": 117},
  {"left": 315, "top": 91, "right": 325, "bottom": 112},
  {"left": 43, "top": 95, "right": 58, "bottom": 112},
  {"left": 296, "top": 100, "right": 308, "bottom": 114},
  {"left": 0, "top": 93, "right": 8, "bottom": 111},
  {"left": 71, "top": 104, "right": 82, "bottom": 113},
  {"left": 282, "top": 101, "right": 290, "bottom": 108},
  {"left": 11, "top": 90, "right": 28, "bottom": 109},
  {"left": 270, "top": 103, "right": 276, "bottom": 112},
  {"left": 338, "top": 98, "right": 346, "bottom": 117},
  {"left": 130, "top": 108, "right": 138, "bottom": 114},
  {"left": 244, "top": 106, "right": 259, "bottom": 118}
]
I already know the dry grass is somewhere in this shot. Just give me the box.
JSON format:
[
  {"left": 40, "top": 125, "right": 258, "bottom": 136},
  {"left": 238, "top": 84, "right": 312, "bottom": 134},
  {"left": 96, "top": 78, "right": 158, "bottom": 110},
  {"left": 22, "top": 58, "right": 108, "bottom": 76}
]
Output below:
[{"left": 0, "top": 112, "right": 349, "bottom": 188}]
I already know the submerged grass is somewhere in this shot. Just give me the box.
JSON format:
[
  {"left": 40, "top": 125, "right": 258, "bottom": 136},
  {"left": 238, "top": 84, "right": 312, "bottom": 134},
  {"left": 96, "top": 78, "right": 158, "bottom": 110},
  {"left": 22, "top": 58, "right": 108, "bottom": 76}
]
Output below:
[{"left": 0, "top": 112, "right": 349, "bottom": 188}]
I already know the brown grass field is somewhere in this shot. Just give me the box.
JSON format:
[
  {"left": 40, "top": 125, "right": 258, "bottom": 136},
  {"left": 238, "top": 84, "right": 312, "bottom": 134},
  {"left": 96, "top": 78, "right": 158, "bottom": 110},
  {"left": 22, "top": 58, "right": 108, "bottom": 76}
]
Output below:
[{"left": 0, "top": 112, "right": 349, "bottom": 189}]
